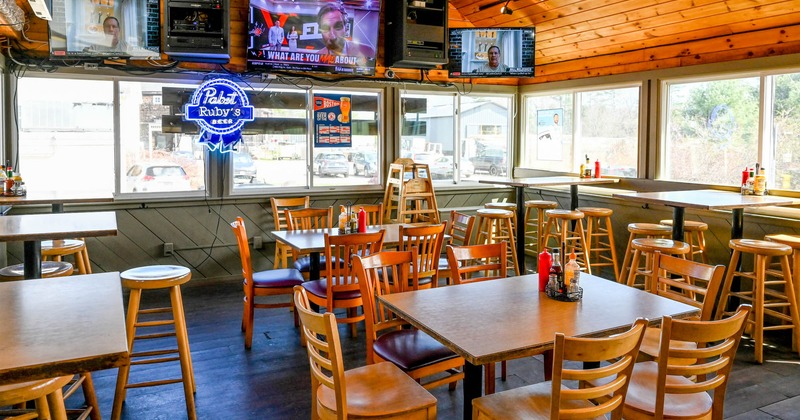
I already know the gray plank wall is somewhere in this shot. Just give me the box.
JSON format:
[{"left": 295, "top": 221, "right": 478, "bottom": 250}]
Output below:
[{"left": 6, "top": 188, "right": 800, "bottom": 283}]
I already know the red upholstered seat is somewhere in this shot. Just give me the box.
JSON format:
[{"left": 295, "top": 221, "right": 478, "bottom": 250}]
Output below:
[
  {"left": 252, "top": 268, "right": 304, "bottom": 288},
  {"left": 373, "top": 329, "right": 460, "bottom": 371},
  {"left": 301, "top": 278, "right": 362, "bottom": 301}
]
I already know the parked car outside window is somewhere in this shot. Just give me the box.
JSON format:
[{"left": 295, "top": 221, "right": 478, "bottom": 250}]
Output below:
[
  {"left": 126, "top": 163, "right": 192, "bottom": 192},
  {"left": 233, "top": 152, "right": 258, "bottom": 184},
  {"left": 351, "top": 151, "right": 377, "bottom": 177},
  {"left": 470, "top": 149, "right": 507, "bottom": 176},
  {"left": 313, "top": 153, "right": 350, "bottom": 177}
]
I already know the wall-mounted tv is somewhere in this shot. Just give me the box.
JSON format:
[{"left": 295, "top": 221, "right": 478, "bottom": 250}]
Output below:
[
  {"left": 448, "top": 27, "right": 535, "bottom": 78},
  {"left": 246, "top": 0, "right": 380, "bottom": 76},
  {"left": 49, "top": 0, "right": 161, "bottom": 59}
]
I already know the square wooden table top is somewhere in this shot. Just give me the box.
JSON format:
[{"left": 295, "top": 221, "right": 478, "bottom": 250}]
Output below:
[
  {"left": 480, "top": 176, "right": 619, "bottom": 188},
  {"left": 0, "top": 211, "right": 118, "bottom": 242},
  {"left": 0, "top": 272, "right": 129, "bottom": 384},
  {"left": 271, "top": 223, "right": 441, "bottom": 253},
  {"left": 379, "top": 273, "right": 698, "bottom": 366},
  {"left": 613, "top": 189, "right": 800, "bottom": 210}
]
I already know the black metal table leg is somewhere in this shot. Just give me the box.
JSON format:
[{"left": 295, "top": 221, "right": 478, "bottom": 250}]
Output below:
[
  {"left": 23, "top": 240, "right": 42, "bottom": 279},
  {"left": 671, "top": 206, "right": 686, "bottom": 242},
  {"left": 515, "top": 186, "right": 526, "bottom": 273},
  {"left": 463, "top": 362, "right": 482, "bottom": 420}
]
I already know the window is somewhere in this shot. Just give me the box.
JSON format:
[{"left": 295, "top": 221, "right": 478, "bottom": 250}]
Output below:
[
  {"left": 460, "top": 95, "right": 512, "bottom": 181},
  {"left": 523, "top": 85, "right": 640, "bottom": 177},
  {"left": 400, "top": 93, "right": 455, "bottom": 183}
]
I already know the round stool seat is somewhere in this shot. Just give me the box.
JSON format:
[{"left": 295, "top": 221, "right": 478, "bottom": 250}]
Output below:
[
  {"left": 729, "top": 239, "right": 791, "bottom": 256},
  {"left": 476, "top": 208, "right": 513, "bottom": 219},
  {"left": 121, "top": 265, "right": 192, "bottom": 289},
  {"left": 545, "top": 209, "right": 585, "bottom": 220},
  {"left": 0, "top": 376, "right": 73, "bottom": 412},
  {"left": 485, "top": 202, "right": 517, "bottom": 211},
  {"left": 576, "top": 207, "right": 613, "bottom": 217},
  {"left": 0, "top": 261, "right": 74, "bottom": 281},
  {"left": 628, "top": 222, "right": 672, "bottom": 235},
  {"left": 765, "top": 234, "right": 800, "bottom": 249},
  {"left": 525, "top": 200, "right": 558, "bottom": 209},
  {"left": 41, "top": 239, "right": 86, "bottom": 255},
  {"left": 658, "top": 219, "right": 709, "bottom": 231},
  {"left": 631, "top": 238, "right": 690, "bottom": 254}
]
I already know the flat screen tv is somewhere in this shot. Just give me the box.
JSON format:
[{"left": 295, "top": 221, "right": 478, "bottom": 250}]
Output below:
[
  {"left": 246, "top": 0, "right": 380, "bottom": 76},
  {"left": 49, "top": 0, "right": 161, "bottom": 59},
  {"left": 448, "top": 27, "right": 535, "bottom": 78}
]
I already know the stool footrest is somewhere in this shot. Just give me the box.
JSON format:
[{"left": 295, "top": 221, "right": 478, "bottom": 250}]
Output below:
[
  {"left": 131, "top": 355, "right": 181, "bottom": 366},
  {"left": 134, "top": 331, "right": 177, "bottom": 340},
  {"left": 126, "top": 378, "right": 184, "bottom": 389},
  {"left": 132, "top": 349, "right": 180, "bottom": 359},
  {"left": 135, "top": 320, "right": 176, "bottom": 328},
  {"left": 139, "top": 307, "right": 172, "bottom": 315}
]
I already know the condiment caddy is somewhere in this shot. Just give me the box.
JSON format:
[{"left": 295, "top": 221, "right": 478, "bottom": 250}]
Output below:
[{"left": 543, "top": 244, "right": 583, "bottom": 302}]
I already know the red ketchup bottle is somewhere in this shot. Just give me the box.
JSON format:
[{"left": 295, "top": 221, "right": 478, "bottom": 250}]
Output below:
[
  {"left": 357, "top": 207, "right": 367, "bottom": 233},
  {"left": 538, "top": 248, "right": 552, "bottom": 292},
  {"left": 594, "top": 159, "right": 601, "bottom": 178}
]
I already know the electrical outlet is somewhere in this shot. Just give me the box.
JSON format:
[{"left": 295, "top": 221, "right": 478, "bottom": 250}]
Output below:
[
  {"left": 253, "top": 236, "right": 263, "bottom": 249},
  {"left": 163, "top": 242, "right": 174, "bottom": 257}
]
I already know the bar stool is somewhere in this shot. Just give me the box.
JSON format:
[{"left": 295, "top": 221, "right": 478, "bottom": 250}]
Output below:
[
  {"left": 765, "top": 234, "right": 800, "bottom": 306},
  {"left": 626, "top": 238, "right": 690, "bottom": 289},
  {"left": 716, "top": 239, "right": 800, "bottom": 364},
  {"left": 0, "top": 261, "right": 74, "bottom": 281},
  {"left": 484, "top": 202, "right": 518, "bottom": 229},
  {"left": 541, "top": 209, "right": 591, "bottom": 274},
  {"left": 113, "top": 265, "right": 196, "bottom": 420},
  {"left": 618, "top": 223, "right": 673, "bottom": 285},
  {"left": 476, "top": 208, "right": 520, "bottom": 276},
  {"left": 0, "top": 376, "right": 73, "bottom": 420},
  {"left": 42, "top": 238, "right": 91, "bottom": 274},
  {"left": 659, "top": 219, "right": 709, "bottom": 263},
  {"left": 576, "top": 207, "right": 620, "bottom": 281},
  {"left": 523, "top": 200, "right": 558, "bottom": 258}
]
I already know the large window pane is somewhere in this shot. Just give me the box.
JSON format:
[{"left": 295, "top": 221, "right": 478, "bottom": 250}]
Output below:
[
  {"left": 461, "top": 95, "right": 512, "bottom": 182},
  {"left": 400, "top": 93, "right": 455, "bottom": 184},
  {"left": 120, "top": 81, "right": 206, "bottom": 194},
  {"left": 661, "top": 77, "right": 759, "bottom": 185},
  {"left": 524, "top": 93, "right": 574, "bottom": 170},
  {"left": 17, "top": 78, "right": 114, "bottom": 194},
  {"left": 771, "top": 73, "right": 800, "bottom": 190}
]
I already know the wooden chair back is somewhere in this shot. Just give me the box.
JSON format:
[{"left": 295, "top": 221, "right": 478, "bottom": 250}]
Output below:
[
  {"left": 230, "top": 217, "right": 254, "bottom": 287},
  {"left": 448, "top": 210, "right": 476, "bottom": 246},
  {"left": 270, "top": 196, "right": 309, "bottom": 231},
  {"left": 553, "top": 318, "right": 647, "bottom": 419},
  {"left": 643, "top": 305, "right": 751, "bottom": 419},
  {"left": 285, "top": 207, "right": 333, "bottom": 231},
  {"left": 650, "top": 251, "right": 725, "bottom": 320},
  {"left": 293, "top": 286, "right": 347, "bottom": 420},
  {"left": 354, "top": 250, "right": 419, "bottom": 363},
  {"left": 446, "top": 241, "right": 507, "bottom": 284},
  {"left": 400, "top": 222, "right": 447, "bottom": 287},
  {"left": 323, "top": 231, "right": 385, "bottom": 309},
  {"left": 339, "top": 203, "right": 384, "bottom": 226}
]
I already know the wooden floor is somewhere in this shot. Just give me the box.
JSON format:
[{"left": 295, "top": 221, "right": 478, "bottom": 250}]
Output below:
[{"left": 79, "top": 277, "right": 800, "bottom": 420}]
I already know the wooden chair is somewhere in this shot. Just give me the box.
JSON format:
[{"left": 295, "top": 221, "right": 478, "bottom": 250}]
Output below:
[
  {"left": 621, "top": 305, "right": 751, "bottom": 420},
  {"left": 639, "top": 251, "right": 726, "bottom": 361},
  {"left": 473, "top": 319, "right": 648, "bottom": 420},
  {"left": 438, "top": 210, "right": 476, "bottom": 286},
  {"left": 293, "top": 286, "right": 437, "bottom": 420},
  {"left": 286, "top": 207, "right": 334, "bottom": 279},
  {"left": 355, "top": 250, "right": 465, "bottom": 390},
  {"left": 399, "top": 222, "right": 447, "bottom": 289},
  {"left": 231, "top": 217, "right": 304, "bottom": 349},
  {"left": 0, "top": 376, "right": 73, "bottom": 420},
  {"left": 270, "top": 196, "right": 310, "bottom": 269},
  {"left": 446, "top": 241, "right": 507, "bottom": 394},
  {"left": 300, "top": 231, "right": 385, "bottom": 338},
  {"left": 339, "top": 203, "right": 384, "bottom": 226}
]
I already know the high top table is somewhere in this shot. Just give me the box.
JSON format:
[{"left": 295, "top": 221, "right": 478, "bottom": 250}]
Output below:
[
  {"left": 612, "top": 189, "right": 800, "bottom": 242},
  {"left": 479, "top": 176, "right": 619, "bottom": 271},
  {"left": 379, "top": 273, "right": 697, "bottom": 420},
  {"left": 0, "top": 211, "right": 117, "bottom": 279},
  {"left": 0, "top": 272, "right": 129, "bottom": 384}
]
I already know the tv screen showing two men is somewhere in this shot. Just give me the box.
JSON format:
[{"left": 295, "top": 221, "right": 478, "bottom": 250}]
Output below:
[{"left": 247, "top": 0, "right": 380, "bottom": 75}]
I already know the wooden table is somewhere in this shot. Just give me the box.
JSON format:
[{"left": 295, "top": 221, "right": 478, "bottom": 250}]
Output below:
[
  {"left": 0, "top": 191, "right": 114, "bottom": 213},
  {"left": 0, "top": 211, "right": 117, "bottom": 279},
  {"left": 379, "top": 273, "right": 698, "bottom": 420},
  {"left": 612, "top": 189, "right": 799, "bottom": 242},
  {"left": 0, "top": 272, "right": 129, "bottom": 384},
  {"left": 480, "top": 176, "right": 619, "bottom": 270}
]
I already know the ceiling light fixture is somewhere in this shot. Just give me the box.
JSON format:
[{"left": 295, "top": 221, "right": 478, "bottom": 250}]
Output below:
[{"left": 500, "top": 0, "right": 513, "bottom": 15}]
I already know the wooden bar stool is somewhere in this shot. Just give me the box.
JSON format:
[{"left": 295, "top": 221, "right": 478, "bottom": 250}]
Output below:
[
  {"left": 0, "top": 376, "right": 73, "bottom": 420},
  {"left": 618, "top": 223, "right": 672, "bottom": 285},
  {"left": 113, "top": 265, "right": 196, "bottom": 420},
  {"left": 42, "top": 239, "right": 91, "bottom": 275},
  {"left": 576, "top": 207, "right": 620, "bottom": 281},
  {"left": 541, "top": 209, "right": 591, "bottom": 274},
  {"left": 484, "top": 202, "right": 518, "bottom": 230},
  {"left": 765, "top": 234, "right": 800, "bottom": 306},
  {"left": 659, "top": 219, "right": 709, "bottom": 263},
  {"left": 0, "top": 261, "right": 73, "bottom": 281},
  {"left": 523, "top": 200, "right": 558, "bottom": 258},
  {"left": 476, "top": 208, "right": 520, "bottom": 276},
  {"left": 626, "top": 238, "right": 690, "bottom": 289},
  {"left": 716, "top": 239, "right": 800, "bottom": 364}
]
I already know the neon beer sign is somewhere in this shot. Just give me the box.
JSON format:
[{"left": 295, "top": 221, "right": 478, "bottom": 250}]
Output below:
[{"left": 184, "top": 78, "right": 255, "bottom": 153}]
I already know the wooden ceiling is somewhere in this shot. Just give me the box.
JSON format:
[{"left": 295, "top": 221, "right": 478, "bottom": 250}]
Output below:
[{"left": 2, "top": 0, "right": 800, "bottom": 85}]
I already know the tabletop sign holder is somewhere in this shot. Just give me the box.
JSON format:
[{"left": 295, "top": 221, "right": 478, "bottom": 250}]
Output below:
[{"left": 545, "top": 283, "right": 583, "bottom": 302}]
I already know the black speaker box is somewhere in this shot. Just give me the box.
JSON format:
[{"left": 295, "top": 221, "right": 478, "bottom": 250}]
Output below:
[{"left": 384, "top": 0, "right": 448, "bottom": 69}]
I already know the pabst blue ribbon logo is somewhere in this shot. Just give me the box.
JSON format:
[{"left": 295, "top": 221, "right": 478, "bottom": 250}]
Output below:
[{"left": 184, "top": 78, "right": 255, "bottom": 153}]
